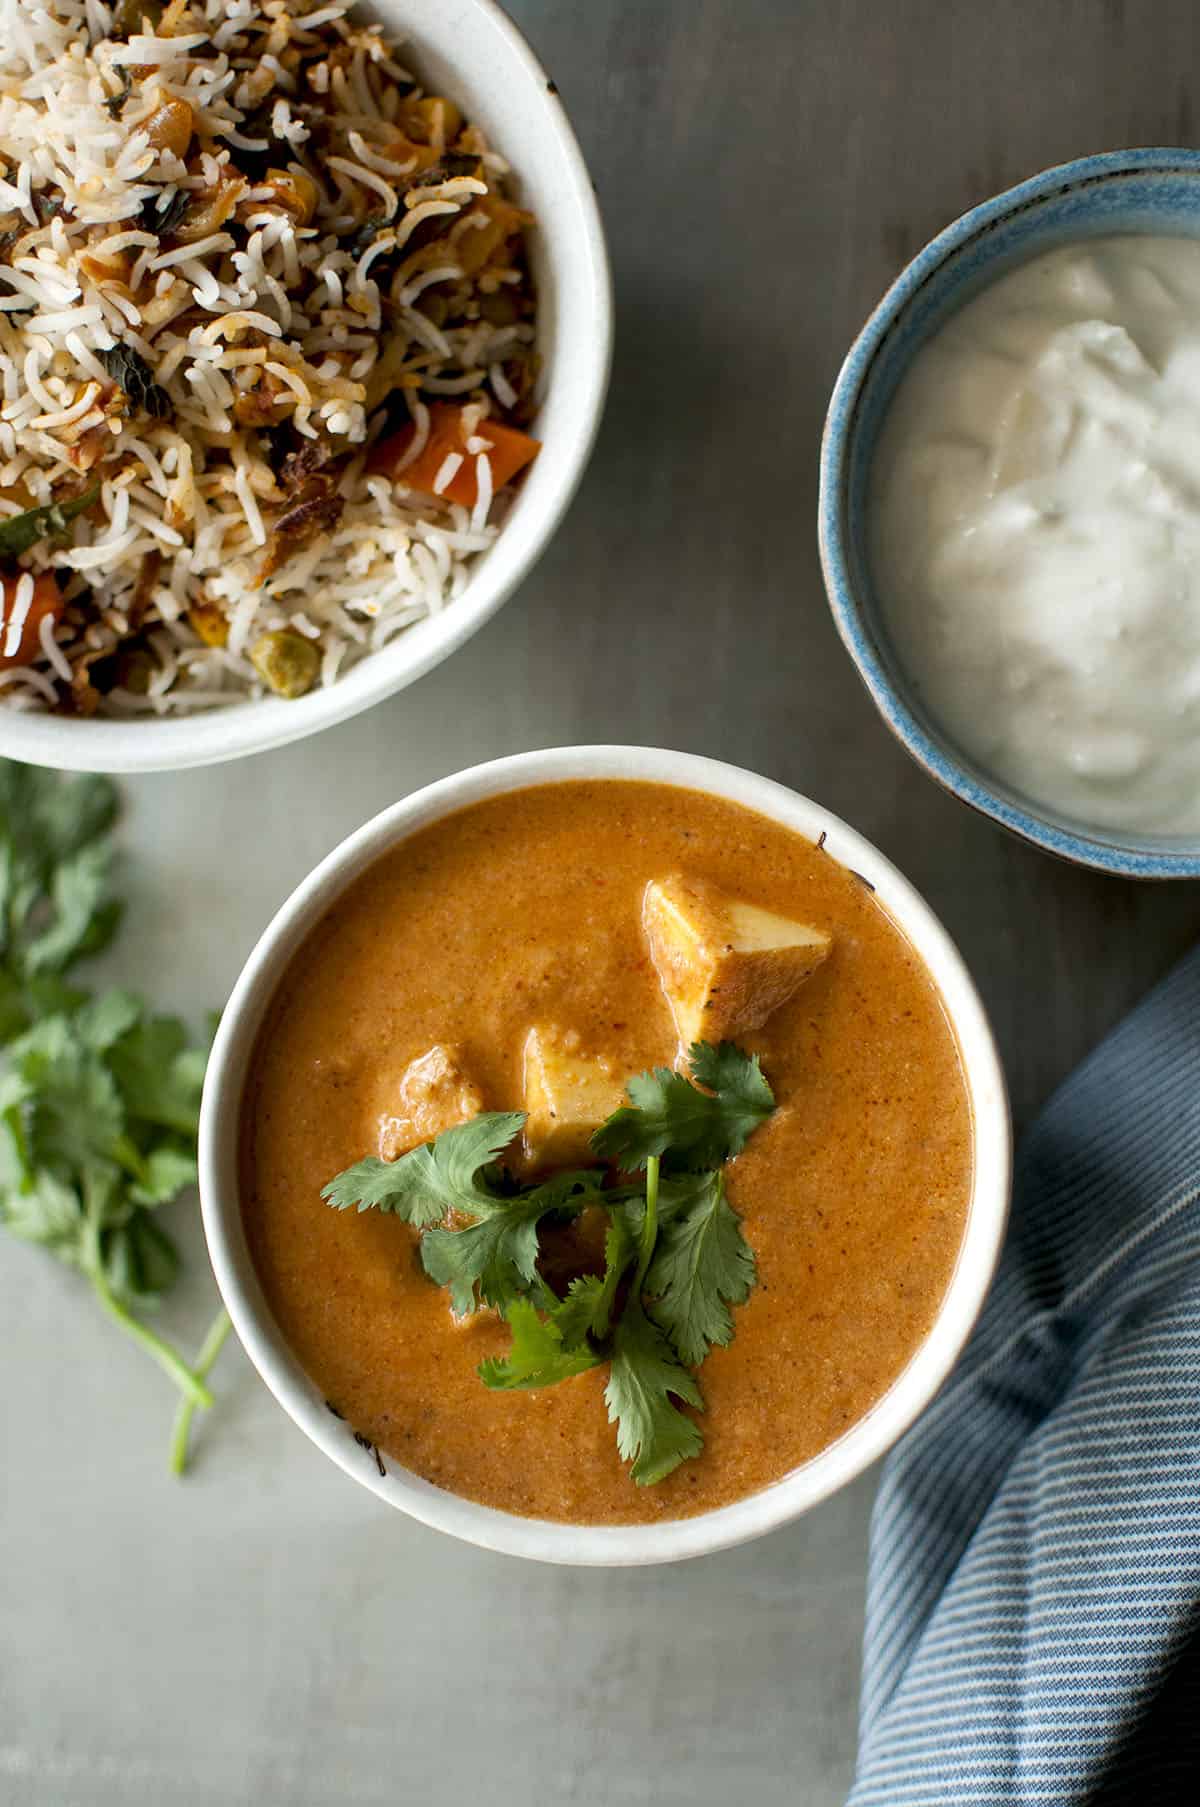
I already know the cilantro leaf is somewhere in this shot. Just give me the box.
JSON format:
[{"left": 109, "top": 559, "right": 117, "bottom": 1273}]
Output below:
[
  {"left": 3, "top": 1016, "right": 127, "bottom": 1178},
  {"left": 685, "top": 1040, "right": 775, "bottom": 1143},
  {"left": 420, "top": 1168, "right": 602, "bottom": 1316},
  {"left": 554, "top": 1216, "right": 636, "bottom": 1345},
  {"left": 605, "top": 1297, "right": 704, "bottom": 1485},
  {"left": 105, "top": 1211, "right": 180, "bottom": 1307},
  {"left": 24, "top": 841, "right": 121, "bottom": 975},
  {"left": 0, "top": 760, "right": 220, "bottom": 1473},
  {"left": 0, "top": 765, "right": 120, "bottom": 987},
  {"left": 644, "top": 1170, "right": 756, "bottom": 1365},
  {"left": 610, "top": 1167, "right": 732, "bottom": 1235},
  {"left": 75, "top": 988, "right": 142, "bottom": 1052},
  {"left": 321, "top": 1112, "right": 526, "bottom": 1226},
  {"left": 591, "top": 1041, "right": 774, "bottom": 1172},
  {"left": 481, "top": 1213, "right": 640, "bottom": 1388},
  {"left": 421, "top": 1192, "right": 550, "bottom": 1316},
  {"left": 0, "top": 764, "right": 106, "bottom": 855},
  {"left": 129, "top": 1143, "right": 199, "bottom": 1207},
  {"left": 478, "top": 1297, "right": 603, "bottom": 1390},
  {"left": 107, "top": 1014, "right": 207, "bottom": 1136},
  {"left": 323, "top": 1119, "right": 608, "bottom": 1315},
  {"left": 0, "top": 1166, "right": 82, "bottom": 1254},
  {"left": 322, "top": 1036, "right": 775, "bottom": 1489},
  {"left": 23, "top": 974, "right": 89, "bottom": 1021}
]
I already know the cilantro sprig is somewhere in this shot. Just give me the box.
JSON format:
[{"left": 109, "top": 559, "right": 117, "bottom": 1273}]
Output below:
[
  {"left": 591, "top": 1041, "right": 774, "bottom": 1173},
  {"left": 323, "top": 1041, "right": 774, "bottom": 1487},
  {"left": 0, "top": 761, "right": 227, "bottom": 1474}
]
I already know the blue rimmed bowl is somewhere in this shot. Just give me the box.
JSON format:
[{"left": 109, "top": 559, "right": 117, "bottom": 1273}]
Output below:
[{"left": 819, "top": 148, "right": 1200, "bottom": 880}]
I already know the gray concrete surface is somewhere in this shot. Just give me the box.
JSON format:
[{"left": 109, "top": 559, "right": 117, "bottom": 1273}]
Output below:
[{"left": 7, "top": 3, "right": 1200, "bottom": 1802}]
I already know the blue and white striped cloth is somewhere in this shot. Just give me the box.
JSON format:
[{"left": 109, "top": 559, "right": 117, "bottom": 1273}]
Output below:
[{"left": 849, "top": 946, "right": 1200, "bottom": 1804}]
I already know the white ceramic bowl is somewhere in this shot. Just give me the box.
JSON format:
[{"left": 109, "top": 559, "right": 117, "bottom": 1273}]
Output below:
[
  {"left": 200, "top": 746, "right": 1012, "bottom": 1565},
  {"left": 1, "top": 0, "right": 611, "bottom": 774}
]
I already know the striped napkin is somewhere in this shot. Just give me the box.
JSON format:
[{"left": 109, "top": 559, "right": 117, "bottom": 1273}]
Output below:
[{"left": 848, "top": 946, "right": 1200, "bottom": 1804}]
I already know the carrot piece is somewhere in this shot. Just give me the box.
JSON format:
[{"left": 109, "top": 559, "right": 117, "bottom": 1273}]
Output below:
[
  {"left": 454, "top": 194, "right": 532, "bottom": 276},
  {"left": 368, "top": 402, "right": 540, "bottom": 507},
  {"left": 0, "top": 572, "right": 63, "bottom": 669}
]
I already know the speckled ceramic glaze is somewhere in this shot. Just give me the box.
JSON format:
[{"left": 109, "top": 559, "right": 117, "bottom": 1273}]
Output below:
[{"left": 819, "top": 148, "right": 1200, "bottom": 879}]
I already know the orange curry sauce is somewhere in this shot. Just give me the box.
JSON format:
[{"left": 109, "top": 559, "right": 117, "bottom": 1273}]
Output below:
[{"left": 241, "top": 781, "right": 972, "bottom": 1524}]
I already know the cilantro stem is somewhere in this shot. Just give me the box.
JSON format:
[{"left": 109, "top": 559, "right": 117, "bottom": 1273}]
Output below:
[
  {"left": 169, "top": 1307, "right": 232, "bottom": 1476},
  {"left": 81, "top": 1179, "right": 212, "bottom": 1409},
  {"left": 91, "top": 1269, "right": 215, "bottom": 1408},
  {"left": 633, "top": 1154, "right": 660, "bottom": 1296}
]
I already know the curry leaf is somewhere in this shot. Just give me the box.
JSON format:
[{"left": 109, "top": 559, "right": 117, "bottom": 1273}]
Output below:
[
  {"left": 138, "top": 185, "right": 190, "bottom": 237},
  {"left": 0, "top": 484, "right": 100, "bottom": 560},
  {"left": 99, "top": 343, "right": 171, "bottom": 421}
]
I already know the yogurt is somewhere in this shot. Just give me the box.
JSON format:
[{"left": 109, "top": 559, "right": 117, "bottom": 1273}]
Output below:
[{"left": 869, "top": 234, "right": 1200, "bottom": 835}]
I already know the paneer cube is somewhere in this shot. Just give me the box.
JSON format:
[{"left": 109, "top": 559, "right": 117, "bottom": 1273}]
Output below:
[
  {"left": 377, "top": 1043, "right": 484, "bottom": 1161},
  {"left": 522, "top": 1026, "right": 626, "bottom": 1168},
  {"left": 642, "top": 875, "right": 831, "bottom": 1053}
]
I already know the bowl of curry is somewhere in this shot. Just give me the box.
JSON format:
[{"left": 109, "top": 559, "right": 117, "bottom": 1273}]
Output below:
[{"left": 199, "top": 746, "right": 1011, "bottom": 1564}]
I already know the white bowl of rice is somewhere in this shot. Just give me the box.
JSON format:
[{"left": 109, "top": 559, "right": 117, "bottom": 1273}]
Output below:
[{"left": 0, "top": 0, "right": 611, "bottom": 770}]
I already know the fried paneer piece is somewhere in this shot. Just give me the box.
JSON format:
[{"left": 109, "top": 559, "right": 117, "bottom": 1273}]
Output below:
[
  {"left": 642, "top": 875, "right": 831, "bottom": 1053},
  {"left": 378, "top": 1043, "right": 485, "bottom": 1162},
  {"left": 522, "top": 1025, "right": 626, "bottom": 1167}
]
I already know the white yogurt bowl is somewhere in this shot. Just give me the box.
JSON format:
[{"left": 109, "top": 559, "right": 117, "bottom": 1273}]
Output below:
[
  {"left": 820, "top": 148, "right": 1200, "bottom": 877},
  {"left": 199, "top": 745, "right": 1012, "bottom": 1566},
  {"left": 0, "top": 0, "right": 611, "bottom": 774}
]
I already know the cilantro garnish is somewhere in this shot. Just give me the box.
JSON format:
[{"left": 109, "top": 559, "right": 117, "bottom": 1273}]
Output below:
[
  {"left": 644, "top": 1170, "right": 757, "bottom": 1366},
  {"left": 478, "top": 1297, "right": 603, "bottom": 1390},
  {"left": 590, "top": 1040, "right": 774, "bottom": 1172},
  {"left": 606, "top": 1298, "right": 704, "bottom": 1485},
  {"left": 323, "top": 1111, "right": 530, "bottom": 1227},
  {"left": 323, "top": 1116, "right": 609, "bottom": 1313},
  {"left": 0, "top": 761, "right": 226, "bottom": 1475},
  {"left": 323, "top": 1040, "right": 775, "bottom": 1487}
]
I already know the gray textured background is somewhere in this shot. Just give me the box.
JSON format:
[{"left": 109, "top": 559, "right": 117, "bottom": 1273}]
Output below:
[{"left": 6, "top": 3, "right": 1200, "bottom": 1803}]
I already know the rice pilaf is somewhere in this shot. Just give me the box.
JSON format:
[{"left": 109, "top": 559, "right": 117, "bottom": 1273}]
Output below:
[{"left": 0, "top": 0, "right": 540, "bottom": 713}]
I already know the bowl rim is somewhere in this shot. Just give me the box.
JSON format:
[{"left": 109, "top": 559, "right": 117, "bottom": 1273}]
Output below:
[
  {"left": 818, "top": 145, "right": 1200, "bottom": 881},
  {"left": 198, "top": 744, "right": 1012, "bottom": 1566},
  {"left": 0, "top": 0, "right": 613, "bottom": 775}
]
